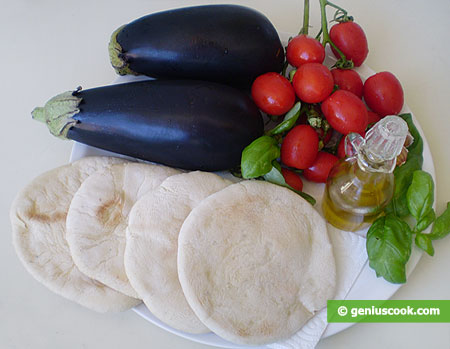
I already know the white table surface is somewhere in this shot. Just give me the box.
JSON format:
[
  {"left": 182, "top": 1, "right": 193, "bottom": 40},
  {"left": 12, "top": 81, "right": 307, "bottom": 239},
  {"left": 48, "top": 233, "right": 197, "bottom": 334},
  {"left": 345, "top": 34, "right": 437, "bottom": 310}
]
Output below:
[{"left": 1, "top": 0, "right": 450, "bottom": 348}]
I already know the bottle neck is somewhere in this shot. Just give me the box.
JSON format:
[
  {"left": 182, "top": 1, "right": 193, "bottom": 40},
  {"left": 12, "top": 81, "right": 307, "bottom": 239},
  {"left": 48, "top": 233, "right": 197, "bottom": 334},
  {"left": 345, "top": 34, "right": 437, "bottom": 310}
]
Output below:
[{"left": 356, "top": 148, "right": 396, "bottom": 174}]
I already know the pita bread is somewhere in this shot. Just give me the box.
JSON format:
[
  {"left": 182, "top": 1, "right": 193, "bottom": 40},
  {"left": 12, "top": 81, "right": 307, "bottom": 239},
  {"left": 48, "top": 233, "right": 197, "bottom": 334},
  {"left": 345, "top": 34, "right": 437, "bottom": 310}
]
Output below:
[
  {"left": 11, "top": 156, "right": 140, "bottom": 312},
  {"left": 177, "top": 180, "right": 336, "bottom": 345},
  {"left": 125, "top": 171, "right": 231, "bottom": 334},
  {"left": 66, "top": 162, "right": 180, "bottom": 298}
]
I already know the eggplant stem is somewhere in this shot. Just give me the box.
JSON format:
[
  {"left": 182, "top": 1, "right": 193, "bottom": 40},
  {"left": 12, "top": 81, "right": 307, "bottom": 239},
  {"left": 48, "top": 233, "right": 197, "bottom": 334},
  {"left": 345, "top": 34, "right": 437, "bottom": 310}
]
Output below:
[
  {"left": 108, "top": 25, "right": 139, "bottom": 76},
  {"left": 31, "top": 90, "right": 81, "bottom": 139}
]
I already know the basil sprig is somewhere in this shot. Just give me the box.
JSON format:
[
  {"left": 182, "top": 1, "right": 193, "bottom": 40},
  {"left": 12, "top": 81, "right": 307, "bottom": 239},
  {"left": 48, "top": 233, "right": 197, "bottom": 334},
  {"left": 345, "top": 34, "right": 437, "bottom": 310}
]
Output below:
[
  {"left": 407, "top": 170, "right": 434, "bottom": 223},
  {"left": 367, "top": 214, "right": 412, "bottom": 283},
  {"left": 385, "top": 113, "right": 424, "bottom": 217},
  {"left": 241, "top": 136, "right": 280, "bottom": 179},
  {"left": 263, "top": 164, "right": 316, "bottom": 205},
  {"left": 367, "top": 113, "right": 450, "bottom": 284},
  {"left": 266, "top": 102, "right": 301, "bottom": 136},
  {"left": 414, "top": 233, "right": 435, "bottom": 257},
  {"left": 429, "top": 202, "right": 450, "bottom": 240},
  {"left": 240, "top": 102, "right": 316, "bottom": 205}
]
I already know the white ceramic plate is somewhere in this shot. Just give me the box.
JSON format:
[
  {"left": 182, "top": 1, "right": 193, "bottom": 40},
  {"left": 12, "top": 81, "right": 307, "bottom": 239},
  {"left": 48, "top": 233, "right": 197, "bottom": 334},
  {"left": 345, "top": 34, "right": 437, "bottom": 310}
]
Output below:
[{"left": 70, "top": 32, "right": 436, "bottom": 348}]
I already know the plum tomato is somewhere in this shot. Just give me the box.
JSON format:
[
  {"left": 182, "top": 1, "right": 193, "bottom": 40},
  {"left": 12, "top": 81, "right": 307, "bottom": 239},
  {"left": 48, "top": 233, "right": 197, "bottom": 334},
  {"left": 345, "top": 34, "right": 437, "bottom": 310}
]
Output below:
[
  {"left": 331, "top": 68, "right": 363, "bottom": 98},
  {"left": 281, "top": 124, "right": 319, "bottom": 169},
  {"left": 292, "top": 63, "right": 334, "bottom": 103},
  {"left": 281, "top": 168, "right": 304, "bottom": 191},
  {"left": 303, "top": 151, "right": 339, "bottom": 183},
  {"left": 363, "top": 71, "right": 404, "bottom": 117},
  {"left": 321, "top": 90, "right": 368, "bottom": 135},
  {"left": 367, "top": 110, "right": 381, "bottom": 125},
  {"left": 286, "top": 34, "right": 326, "bottom": 67},
  {"left": 329, "top": 21, "right": 368, "bottom": 67},
  {"left": 251, "top": 72, "right": 296, "bottom": 116}
]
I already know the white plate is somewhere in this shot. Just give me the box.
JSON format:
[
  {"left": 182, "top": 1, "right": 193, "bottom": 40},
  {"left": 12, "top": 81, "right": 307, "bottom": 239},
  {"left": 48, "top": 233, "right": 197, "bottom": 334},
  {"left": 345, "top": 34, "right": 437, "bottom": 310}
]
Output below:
[{"left": 70, "top": 32, "right": 436, "bottom": 348}]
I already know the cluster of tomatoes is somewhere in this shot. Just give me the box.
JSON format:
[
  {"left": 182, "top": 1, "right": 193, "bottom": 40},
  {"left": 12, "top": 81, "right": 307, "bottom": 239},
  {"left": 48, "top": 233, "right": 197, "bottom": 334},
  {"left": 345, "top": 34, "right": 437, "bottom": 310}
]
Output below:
[{"left": 250, "top": 20, "right": 405, "bottom": 191}]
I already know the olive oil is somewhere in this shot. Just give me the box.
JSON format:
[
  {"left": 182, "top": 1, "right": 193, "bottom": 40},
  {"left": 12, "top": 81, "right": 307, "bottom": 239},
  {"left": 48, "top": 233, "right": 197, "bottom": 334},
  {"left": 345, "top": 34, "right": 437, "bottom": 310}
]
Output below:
[
  {"left": 323, "top": 116, "right": 408, "bottom": 232},
  {"left": 322, "top": 157, "right": 394, "bottom": 231}
]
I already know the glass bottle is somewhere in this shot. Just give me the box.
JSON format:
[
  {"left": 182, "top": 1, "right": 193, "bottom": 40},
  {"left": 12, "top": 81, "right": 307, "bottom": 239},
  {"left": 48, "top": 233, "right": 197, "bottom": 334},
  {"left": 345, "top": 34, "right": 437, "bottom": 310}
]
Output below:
[{"left": 322, "top": 115, "right": 409, "bottom": 231}]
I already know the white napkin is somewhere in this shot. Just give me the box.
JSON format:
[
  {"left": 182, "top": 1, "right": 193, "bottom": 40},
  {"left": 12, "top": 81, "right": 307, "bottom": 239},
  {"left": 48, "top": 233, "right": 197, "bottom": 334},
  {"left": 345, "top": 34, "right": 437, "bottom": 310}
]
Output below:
[{"left": 267, "top": 226, "right": 368, "bottom": 349}]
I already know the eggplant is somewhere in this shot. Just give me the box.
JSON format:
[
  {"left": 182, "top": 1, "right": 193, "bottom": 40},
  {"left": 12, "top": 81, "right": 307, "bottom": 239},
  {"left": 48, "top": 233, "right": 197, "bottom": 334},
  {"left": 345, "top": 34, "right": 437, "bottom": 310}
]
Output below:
[
  {"left": 32, "top": 80, "right": 263, "bottom": 171},
  {"left": 109, "top": 5, "right": 284, "bottom": 87}
]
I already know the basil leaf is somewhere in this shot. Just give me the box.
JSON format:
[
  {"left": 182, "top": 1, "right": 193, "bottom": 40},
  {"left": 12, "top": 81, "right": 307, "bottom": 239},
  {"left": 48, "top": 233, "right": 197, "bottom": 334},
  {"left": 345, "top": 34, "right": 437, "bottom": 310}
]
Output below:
[
  {"left": 241, "top": 136, "right": 280, "bottom": 179},
  {"left": 385, "top": 114, "right": 424, "bottom": 217},
  {"left": 415, "top": 208, "right": 436, "bottom": 233},
  {"left": 263, "top": 166, "right": 316, "bottom": 205},
  {"left": 400, "top": 113, "right": 423, "bottom": 158},
  {"left": 429, "top": 202, "right": 450, "bottom": 240},
  {"left": 366, "top": 214, "right": 412, "bottom": 284},
  {"left": 266, "top": 102, "right": 301, "bottom": 136},
  {"left": 263, "top": 165, "right": 287, "bottom": 185},
  {"left": 414, "top": 233, "right": 435, "bottom": 256},
  {"left": 406, "top": 170, "right": 434, "bottom": 222}
]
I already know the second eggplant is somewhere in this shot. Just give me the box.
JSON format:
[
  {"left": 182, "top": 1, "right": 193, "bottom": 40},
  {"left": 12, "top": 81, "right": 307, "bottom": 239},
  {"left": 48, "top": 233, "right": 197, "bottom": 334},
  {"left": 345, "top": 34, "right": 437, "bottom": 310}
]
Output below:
[{"left": 109, "top": 5, "right": 284, "bottom": 88}]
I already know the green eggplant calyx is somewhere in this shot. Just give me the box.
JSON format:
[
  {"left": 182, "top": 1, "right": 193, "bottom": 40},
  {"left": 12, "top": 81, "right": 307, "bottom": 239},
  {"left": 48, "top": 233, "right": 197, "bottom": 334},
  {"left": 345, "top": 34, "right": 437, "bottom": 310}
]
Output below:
[
  {"left": 108, "top": 25, "right": 139, "bottom": 76},
  {"left": 31, "top": 88, "right": 82, "bottom": 139}
]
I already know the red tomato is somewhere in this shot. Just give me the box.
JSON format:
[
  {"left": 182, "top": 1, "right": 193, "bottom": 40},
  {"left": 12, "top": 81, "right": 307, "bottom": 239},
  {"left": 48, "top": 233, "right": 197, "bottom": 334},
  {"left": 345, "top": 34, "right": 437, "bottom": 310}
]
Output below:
[
  {"left": 281, "top": 125, "right": 319, "bottom": 169},
  {"left": 281, "top": 168, "right": 303, "bottom": 191},
  {"left": 367, "top": 110, "right": 381, "bottom": 125},
  {"left": 292, "top": 63, "right": 334, "bottom": 103},
  {"left": 251, "top": 72, "right": 296, "bottom": 116},
  {"left": 363, "top": 72, "right": 404, "bottom": 117},
  {"left": 321, "top": 90, "right": 368, "bottom": 135},
  {"left": 329, "top": 21, "right": 368, "bottom": 67},
  {"left": 286, "top": 34, "right": 325, "bottom": 67},
  {"left": 331, "top": 69, "right": 363, "bottom": 98},
  {"left": 303, "top": 151, "right": 339, "bottom": 183}
]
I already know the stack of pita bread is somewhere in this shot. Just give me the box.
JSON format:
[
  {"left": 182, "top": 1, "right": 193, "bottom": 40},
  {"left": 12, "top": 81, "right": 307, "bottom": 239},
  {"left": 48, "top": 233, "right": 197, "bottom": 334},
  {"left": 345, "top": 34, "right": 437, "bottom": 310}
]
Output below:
[{"left": 10, "top": 156, "right": 336, "bottom": 345}]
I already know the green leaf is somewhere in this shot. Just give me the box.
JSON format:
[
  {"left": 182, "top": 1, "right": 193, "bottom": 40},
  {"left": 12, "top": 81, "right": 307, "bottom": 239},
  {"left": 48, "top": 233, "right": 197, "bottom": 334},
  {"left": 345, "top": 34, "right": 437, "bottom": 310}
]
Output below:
[
  {"left": 429, "top": 202, "right": 450, "bottom": 240},
  {"left": 263, "top": 166, "right": 316, "bottom": 205},
  {"left": 366, "top": 214, "right": 412, "bottom": 284},
  {"left": 263, "top": 165, "right": 287, "bottom": 186},
  {"left": 414, "top": 233, "right": 435, "bottom": 256},
  {"left": 241, "top": 136, "right": 280, "bottom": 179},
  {"left": 266, "top": 102, "right": 302, "bottom": 136},
  {"left": 385, "top": 155, "right": 422, "bottom": 217},
  {"left": 385, "top": 114, "right": 424, "bottom": 217},
  {"left": 415, "top": 208, "right": 436, "bottom": 233},
  {"left": 406, "top": 170, "right": 434, "bottom": 222},
  {"left": 400, "top": 113, "right": 423, "bottom": 158}
]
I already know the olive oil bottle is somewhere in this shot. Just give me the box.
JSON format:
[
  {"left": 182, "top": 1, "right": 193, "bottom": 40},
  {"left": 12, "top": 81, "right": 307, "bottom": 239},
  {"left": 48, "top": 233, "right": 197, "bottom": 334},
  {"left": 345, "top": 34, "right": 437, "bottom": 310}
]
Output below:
[{"left": 323, "top": 115, "right": 409, "bottom": 231}]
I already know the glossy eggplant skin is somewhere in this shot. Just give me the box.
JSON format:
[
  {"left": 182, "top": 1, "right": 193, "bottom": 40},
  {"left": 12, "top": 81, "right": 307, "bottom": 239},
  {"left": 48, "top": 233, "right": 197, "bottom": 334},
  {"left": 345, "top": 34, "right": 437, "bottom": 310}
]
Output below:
[
  {"left": 67, "top": 80, "right": 263, "bottom": 171},
  {"left": 115, "top": 5, "right": 284, "bottom": 87}
]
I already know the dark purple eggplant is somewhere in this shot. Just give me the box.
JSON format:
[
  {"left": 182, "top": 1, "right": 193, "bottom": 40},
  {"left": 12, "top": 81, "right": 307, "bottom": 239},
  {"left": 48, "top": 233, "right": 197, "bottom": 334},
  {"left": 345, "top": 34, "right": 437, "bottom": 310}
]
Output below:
[
  {"left": 32, "top": 80, "right": 263, "bottom": 171},
  {"left": 109, "top": 5, "right": 284, "bottom": 87}
]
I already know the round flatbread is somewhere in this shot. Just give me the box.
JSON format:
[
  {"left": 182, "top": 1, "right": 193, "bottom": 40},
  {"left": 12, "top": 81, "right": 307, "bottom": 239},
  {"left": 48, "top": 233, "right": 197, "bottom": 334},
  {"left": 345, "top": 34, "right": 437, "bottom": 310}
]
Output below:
[
  {"left": 10, "top": 156, "right": 140, "bottom": 312},
  {"left": 66, "top": 162, "right": 180, "bottom": 298},
  {"left": 125, "top": 171, "right": 231, "bottom": 334},
  {"left": 178, "top": 180, "right": 336, "bottom": 345}
]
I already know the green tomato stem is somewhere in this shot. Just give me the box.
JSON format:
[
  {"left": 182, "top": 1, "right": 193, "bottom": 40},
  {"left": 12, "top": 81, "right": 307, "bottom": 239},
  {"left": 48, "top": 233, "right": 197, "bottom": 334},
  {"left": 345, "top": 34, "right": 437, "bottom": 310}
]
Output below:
[
  {"left": 325, "top": 0, "right": 348, "bottom": 17},
  {"left": 300, "top": 0, "right": 310, "bottom": 35},
  {"left": 315, "top": 27, "right": 323, "bottom": 40}
]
